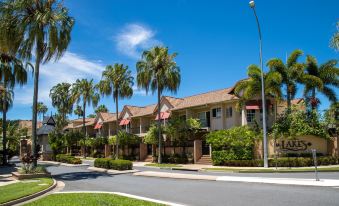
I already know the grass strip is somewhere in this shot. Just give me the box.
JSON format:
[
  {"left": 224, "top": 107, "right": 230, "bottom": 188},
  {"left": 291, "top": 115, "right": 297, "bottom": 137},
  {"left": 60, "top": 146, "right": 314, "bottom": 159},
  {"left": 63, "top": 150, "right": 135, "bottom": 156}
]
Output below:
[
  {"left": 0, "top": 178, "right": 53, "bottom": 204},
  {"left": 24, "top": 193, "right": 164, "bottom": 206}
]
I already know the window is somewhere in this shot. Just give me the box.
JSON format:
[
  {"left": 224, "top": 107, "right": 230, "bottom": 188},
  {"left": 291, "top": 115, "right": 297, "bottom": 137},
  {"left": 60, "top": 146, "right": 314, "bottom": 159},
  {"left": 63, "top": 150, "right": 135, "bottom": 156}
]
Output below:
[
  {"left": 198, "top": 112, "right": 208, "bottom": 127},
  {"left": 226, "top": 107, "right": 233, "bottom": 118},
  {"left": 179, "top": 115, "right": 186, "bottom": 121},
  {"left": 246, "top": 109, "right": 256, "bottom": 123},
  {"left": 212, "top": 108, "right": 221, "bottom": 118}
]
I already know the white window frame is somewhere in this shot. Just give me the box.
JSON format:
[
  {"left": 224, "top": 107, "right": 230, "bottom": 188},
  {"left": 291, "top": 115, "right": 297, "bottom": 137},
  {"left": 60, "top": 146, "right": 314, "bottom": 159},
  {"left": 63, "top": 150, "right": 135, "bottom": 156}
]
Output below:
[
  {"left": 226, "top": 107, "right": 233, "bottom": 118},
  {"left": 246, "top": 109, "right": 256, "bottom": 123}
]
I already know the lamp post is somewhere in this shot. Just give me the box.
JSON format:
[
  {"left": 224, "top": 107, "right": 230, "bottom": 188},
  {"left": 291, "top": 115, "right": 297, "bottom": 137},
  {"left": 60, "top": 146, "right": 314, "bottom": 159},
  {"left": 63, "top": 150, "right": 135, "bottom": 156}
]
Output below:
[{"left": 249, "top": 0, "right": 268, "bottom": 168}]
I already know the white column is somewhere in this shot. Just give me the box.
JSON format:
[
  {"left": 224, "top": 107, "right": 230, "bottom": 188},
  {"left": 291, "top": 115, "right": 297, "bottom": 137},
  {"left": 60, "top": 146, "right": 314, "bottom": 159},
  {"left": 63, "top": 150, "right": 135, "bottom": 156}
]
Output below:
[
  {"left": 139, "top": 118, "right": 142, "bottom": 134},
  {"left": 108, "top": 123, "right": 111, "bottom": 137},
  {"left": 241, "top": 107, "right": 247, "bottom": 126}
]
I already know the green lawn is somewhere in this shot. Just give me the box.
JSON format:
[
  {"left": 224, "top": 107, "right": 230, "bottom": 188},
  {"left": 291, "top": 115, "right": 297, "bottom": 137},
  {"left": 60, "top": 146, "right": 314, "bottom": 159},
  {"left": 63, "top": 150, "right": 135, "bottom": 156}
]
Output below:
[
  {"left": 203, "top": 166, "right": 339, "bottom": 173},
  {"left": 0, "top": 178, "right": 54, "bottom": 204},
  {"left": 145, "top": 163, "right": 182, "bottom": 168},
  {"left": 24, "top": 193, "right": 164, "bottom": 206}
]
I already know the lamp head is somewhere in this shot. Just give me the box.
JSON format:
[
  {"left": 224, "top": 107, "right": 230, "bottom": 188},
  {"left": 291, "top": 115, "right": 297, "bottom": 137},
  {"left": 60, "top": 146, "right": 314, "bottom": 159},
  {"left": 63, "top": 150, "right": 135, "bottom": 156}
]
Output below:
[{"left": 249, "top": 1, "right": 255, "bottom": 8}]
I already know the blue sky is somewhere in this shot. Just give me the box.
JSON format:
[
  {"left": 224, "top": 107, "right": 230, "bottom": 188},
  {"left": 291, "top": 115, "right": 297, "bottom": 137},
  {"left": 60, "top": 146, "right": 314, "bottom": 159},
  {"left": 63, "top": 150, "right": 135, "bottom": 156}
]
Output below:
[{"left": 8, "top": 0, "right": 339, "bottom": 120}]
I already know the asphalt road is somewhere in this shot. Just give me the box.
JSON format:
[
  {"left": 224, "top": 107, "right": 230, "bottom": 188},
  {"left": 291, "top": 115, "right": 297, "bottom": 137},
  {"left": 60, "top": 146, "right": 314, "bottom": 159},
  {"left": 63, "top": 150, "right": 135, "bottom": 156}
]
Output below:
[{"left": 45, "top": 165, "right": 339, "bottom": 206}]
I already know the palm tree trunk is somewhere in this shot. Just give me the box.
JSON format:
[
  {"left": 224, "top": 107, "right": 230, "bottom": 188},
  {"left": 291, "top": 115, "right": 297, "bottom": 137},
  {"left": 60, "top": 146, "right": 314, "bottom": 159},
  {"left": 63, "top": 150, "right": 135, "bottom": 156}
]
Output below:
[
  {"left": 115, "top": 94, "right": 119, "bottom": 159},
  {"left": 32, "top": 54, "right": 41, "bottom": 167},
  {"left": 286, "top": 84, "right": 291, "bottom": 113},
  {"left": 157, "top": 88, "right": 162, "bottom": 164},
  {"left": 82, "top": 102, "right": 86, "bottom": 158},
  {"left": 2, "top": 86, "right": 7, "bottom": 165},
  {"left": 311, "top": 88, "right": 316, "bottom": 110}
]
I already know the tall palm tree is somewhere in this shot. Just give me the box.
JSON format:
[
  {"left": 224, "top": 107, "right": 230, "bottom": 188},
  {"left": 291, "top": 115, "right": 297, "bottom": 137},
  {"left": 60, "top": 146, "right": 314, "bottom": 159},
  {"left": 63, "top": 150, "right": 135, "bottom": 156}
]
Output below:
[
  {"left": 50, "top": 83, "right": 73, "bottom": 124},
  {"left": 136, "top": 46, "right": 181, "bottom": 163},
  {"left": 1, "top": 0, "right": 74, "bottom": 166},
  {"left": 97, "top": 64, "right": 133, "bottom": 158},
  {"left": 266, "top": 49, "right": 304, "bottom": 112},
  {"left": 36, "top": 102, "right": 48, "bottom": 120},
  {"left": 330, "top": 21, "right": 339, "bottom": 51},
  {"left": 72, "top": 79, "right": 100, "bottom": 136},
  {"left": 234, "top": 64, "right": 283, "bottom": 107},
  {"left": 303, "top": 55, "right": 339, "bottom": 110},
  {"left": 0, "top": 9, "right": 28, "bottom": 165},
  {"left": 95, "top": 104, "right": 109, "bottom": 114},
  {"left": 74, "top": 105, "right": 83, "bottom": 119},
  {"left": 0, "top": 86, "right": 13, "bottom": 165}
]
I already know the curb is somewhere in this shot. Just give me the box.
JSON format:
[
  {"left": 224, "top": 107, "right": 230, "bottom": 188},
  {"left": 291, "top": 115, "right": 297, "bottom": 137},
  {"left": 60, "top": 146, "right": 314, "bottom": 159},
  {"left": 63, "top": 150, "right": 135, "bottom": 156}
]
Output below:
[
  {"left": 87, "top": 167, "right": 139, "bottom": 175},
  {"left": 0, "top": 179, "right": 57, "bottom": 206},
  {"left": 39, "top": 161, "right": 89, "bottom": 167}
]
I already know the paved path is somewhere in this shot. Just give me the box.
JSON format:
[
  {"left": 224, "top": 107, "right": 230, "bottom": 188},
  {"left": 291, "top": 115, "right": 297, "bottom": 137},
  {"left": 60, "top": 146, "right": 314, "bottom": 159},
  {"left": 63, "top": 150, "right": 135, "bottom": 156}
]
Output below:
[{"left": 45, "top": 165, "right": 339, "bottom": 206}]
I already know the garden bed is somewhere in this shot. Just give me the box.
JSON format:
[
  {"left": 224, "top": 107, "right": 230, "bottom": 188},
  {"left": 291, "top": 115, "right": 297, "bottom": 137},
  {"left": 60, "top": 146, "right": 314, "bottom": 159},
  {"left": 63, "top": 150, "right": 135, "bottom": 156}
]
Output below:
[
  {"left": 11, "top": 172, "right": 51, "bottom": 180},
  {"left": 94, "top": 158, "right": 133, "bottom": 170},
  {"left": 56, "top": 154, "right": 82, "bottom": 165}
]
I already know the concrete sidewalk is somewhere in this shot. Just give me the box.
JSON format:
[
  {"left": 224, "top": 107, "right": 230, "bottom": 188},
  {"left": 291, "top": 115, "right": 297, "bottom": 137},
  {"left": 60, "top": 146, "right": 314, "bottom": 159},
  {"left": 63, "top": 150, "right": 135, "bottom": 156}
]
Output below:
[{"left": 134, "top": 170, "right": 339, "bottom": 187}]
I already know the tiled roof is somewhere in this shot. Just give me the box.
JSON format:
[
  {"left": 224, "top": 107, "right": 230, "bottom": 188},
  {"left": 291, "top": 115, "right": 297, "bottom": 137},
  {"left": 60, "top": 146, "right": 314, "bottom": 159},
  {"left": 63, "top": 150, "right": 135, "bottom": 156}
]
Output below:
[
  {"left": 172, "top": 87, "right": 238, "bottom": 110},
  {"left": 129, "top": 104, "right": 157, "bottom": 118},
  {"left": 291, "top": 98, "right": 304, "bottom": 105},
  {"left": 18, "top": 120, "right": 42, "bottom": 129},
  {"left": 99, "top": 112, "right": 119, "bottom": 122}
]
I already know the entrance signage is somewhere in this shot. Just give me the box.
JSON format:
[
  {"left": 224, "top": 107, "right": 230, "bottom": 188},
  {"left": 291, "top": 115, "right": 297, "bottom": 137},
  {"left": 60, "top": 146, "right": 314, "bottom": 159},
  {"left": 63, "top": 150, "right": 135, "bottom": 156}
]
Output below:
[{"left": 276, "top": 139, "right": 312, "bottom": 151}]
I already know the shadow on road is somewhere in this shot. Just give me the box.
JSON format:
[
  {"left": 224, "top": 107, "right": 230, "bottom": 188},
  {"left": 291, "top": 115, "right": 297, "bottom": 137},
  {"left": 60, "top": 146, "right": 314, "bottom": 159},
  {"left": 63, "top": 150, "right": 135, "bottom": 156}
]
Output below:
[{"left": 53, "top": 171, "right": 111, "bottom": 181}]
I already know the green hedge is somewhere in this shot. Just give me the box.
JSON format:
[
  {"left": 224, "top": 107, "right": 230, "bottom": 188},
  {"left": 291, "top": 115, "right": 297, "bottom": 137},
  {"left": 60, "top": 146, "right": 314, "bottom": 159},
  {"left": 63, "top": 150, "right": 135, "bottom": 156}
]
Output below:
[
  {"left": 94, "top": 158, "right": 133, "bottom": 170},
  {"left": 153, "top": 154, "right": 189, "bottom": 164},
  {"left": 212, "top": 152, "right": 339, "bottom": 167},
  {"left": 56, "top": 154, "right": 82, "bottom": 165}
]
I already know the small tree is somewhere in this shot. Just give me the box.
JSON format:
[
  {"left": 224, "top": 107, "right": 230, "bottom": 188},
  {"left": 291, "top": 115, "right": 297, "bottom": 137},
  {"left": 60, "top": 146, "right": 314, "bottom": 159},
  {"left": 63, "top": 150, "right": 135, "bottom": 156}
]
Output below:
[
  {"left": 143, "top": 124, "right": 160, "bottom": 157},
  {"left": 48, "top": 131, "right": 64, "bottom": 160}
]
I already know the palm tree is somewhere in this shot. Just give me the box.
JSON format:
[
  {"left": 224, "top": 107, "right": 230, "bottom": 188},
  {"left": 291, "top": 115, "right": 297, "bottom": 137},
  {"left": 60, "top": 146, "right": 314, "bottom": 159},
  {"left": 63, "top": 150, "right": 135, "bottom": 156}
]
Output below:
[
  {"left": 36, "top": 102, "right": 48, "bottom": 120},
  {"left": 266, "top": 49, "right": 304, "bottom": 112},
  {"left": 330, "top": 21, "right": 339, "bottom": 51},
  {"left": 74, "top": 105, "right": 83, "bottom": 118},
  {"left": 1, "top": 0, "right": 74, "bottom": 166},
  {"left": 50, "top": 83, "right": 73, "bottom": 124},
  {"left": 234, "top": 64, "right": 283, "bottom": 108},
  {"left": 0, "top": 9, "right": 28, "bottom": 165},
  {"left": 72, "top": 79, "right": 100, "bottom": 137},
  {"left": 136, "top": 46, "right": 181, "bottom": 163},
  {"left": 95, "top": 104, "right": 109, "bottom": 114},
  {"left": 0, "top": 86, "right": 13, "bottom": 165},
  {"left": 97, "top": 64, "right": 133, "bottom": 158},
  {"left": 303, "top": 55, "right": 339, "bottom": 110}
]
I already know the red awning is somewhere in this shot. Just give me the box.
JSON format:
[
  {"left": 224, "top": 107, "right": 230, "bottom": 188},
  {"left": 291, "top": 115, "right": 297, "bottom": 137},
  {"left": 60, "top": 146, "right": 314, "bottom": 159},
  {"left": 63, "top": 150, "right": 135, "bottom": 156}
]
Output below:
[
  {"left": 94, "top": 123, "right": 102, "bottom": 129},
  {"left": 119, "top": 119, "right": 130, "bottom": 126},
  {"left": 155, "top": 112, "right": 171, "bottom": 120},
  {"left": 246, "top": 105, "right": 260, "bottom": 110}
]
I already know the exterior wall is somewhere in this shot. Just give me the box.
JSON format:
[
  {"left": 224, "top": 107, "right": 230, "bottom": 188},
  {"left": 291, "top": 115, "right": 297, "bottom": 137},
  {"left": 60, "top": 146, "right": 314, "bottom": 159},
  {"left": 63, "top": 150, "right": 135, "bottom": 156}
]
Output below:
[{"left": 194, "top": 140, "right": 202, "bottom": 163}]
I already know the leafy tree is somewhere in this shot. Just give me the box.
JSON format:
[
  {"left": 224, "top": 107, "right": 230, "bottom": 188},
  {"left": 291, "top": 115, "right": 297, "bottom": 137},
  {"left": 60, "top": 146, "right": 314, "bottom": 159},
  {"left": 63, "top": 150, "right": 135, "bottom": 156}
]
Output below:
[
  {"left": 272, "top": 108, "right": 329, "bottom": 139},
  {"left": 48, "top": 131, "right": 64, "bottom": 159},
  {"left": 234, "top": 64, "right": 282, "bottom": 109},
  {"left": 87, "top": 114, "right": 96, "bottom": 118},
  {"left": 266, "top": 49, "right": 304, "bottom": 112},
  {"left": 0, "top": 7, "right": 29, "bottom": 165},
  {"left": 74, "top": 105, "right": 83, "bottom": 118},
  {"left": 63, "top": 131, "right": 83, "bottom": 154},
  {"left": 1, "top": 0, "right": 74, "bottom": 166},
  {"left": 95, "top": 104, "right": 108, "bottom": 113},
  {"left": 50, "top": 83, "right": 73, "bottom": 123},
  {"left": 303, "top": 55, "right": 339, "bottom": 110},
  {"left": 72, "top": 79, "right": 100, "bottom": 136},
  {"left": 136, "top": 46, "right": 181, "bottom": 163},
  {"left": 97, "top": 63, "right": 133, "bottom": 159},
  {"left": 143, "top": 124, "right": 161, "bottom": 157},
  {"left": 36, "top": 102, "right": 48, "bottom": 120},
  {"left": 330, "top": 22, "right": 339, "bottom": 51}
]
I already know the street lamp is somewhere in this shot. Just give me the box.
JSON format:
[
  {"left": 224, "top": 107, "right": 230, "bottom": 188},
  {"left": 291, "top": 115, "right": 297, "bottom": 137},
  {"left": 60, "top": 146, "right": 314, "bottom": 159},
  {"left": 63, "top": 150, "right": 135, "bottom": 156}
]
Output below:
[{"left": 249, "top": 0, "right": 269, "bottom": 168}]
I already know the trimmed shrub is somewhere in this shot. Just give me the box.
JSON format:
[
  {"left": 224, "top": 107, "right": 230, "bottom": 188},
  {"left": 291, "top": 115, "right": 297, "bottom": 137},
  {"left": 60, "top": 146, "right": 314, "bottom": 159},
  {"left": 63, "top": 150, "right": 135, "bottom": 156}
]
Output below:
[
  {"left": 211, "top": 155, "right": 339, "bottom": 167},
  {"left": 56, "top": 154, "right": 82, "bottom": 165},
  {"left": 94, "top": 158, "right": 133, "bottom": 170},
  {"left": 157, "top": 154, "right": 188, "bottom": 164}
]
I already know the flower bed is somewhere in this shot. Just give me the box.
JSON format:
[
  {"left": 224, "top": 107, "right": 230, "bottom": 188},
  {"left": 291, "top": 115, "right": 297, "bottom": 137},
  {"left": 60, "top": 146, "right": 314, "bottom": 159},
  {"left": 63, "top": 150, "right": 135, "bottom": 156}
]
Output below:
[
  {"left": 94, "top": 158, "right": 132, "bottom": 170},
  {"left": 56, "top": 154, "right": 82, "bottom": 165}
]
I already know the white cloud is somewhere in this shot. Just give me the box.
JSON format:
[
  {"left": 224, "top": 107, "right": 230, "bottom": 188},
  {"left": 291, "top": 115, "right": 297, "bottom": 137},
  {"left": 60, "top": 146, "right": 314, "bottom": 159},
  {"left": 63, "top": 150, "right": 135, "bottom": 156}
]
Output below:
[
  {"left": 14, "top": 52, "right": 105, "bottom": 106},
  {"left": 115, "top": 24, "right": 161, "bottom": 58}
]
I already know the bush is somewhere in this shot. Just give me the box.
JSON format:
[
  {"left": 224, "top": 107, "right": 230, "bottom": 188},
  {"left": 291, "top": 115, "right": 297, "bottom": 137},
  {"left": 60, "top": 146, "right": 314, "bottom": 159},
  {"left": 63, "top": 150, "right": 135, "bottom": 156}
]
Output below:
[
  {"left": 211, "top": 155, "right": 339, "bottom": 167},
  {"left": 161, "top": 154, "right": 188, "bottom": 164},
  {"left": 207, "top": 126, "right": 258, "bottom": 160},
  {"left": 56, "top": 154, "right": 82, "bottom": 165},
  {"left": 94, "top": 158, "right": 133, "bottom": 170}
]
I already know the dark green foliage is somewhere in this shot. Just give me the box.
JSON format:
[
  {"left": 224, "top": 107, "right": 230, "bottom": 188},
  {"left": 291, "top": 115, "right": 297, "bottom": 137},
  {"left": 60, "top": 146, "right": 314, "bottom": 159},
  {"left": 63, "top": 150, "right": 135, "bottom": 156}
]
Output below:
[
  {"left": 48, "top": 131, "right": 64, "bottom": 159},
  {"left": 211, "top": 156, "right": 338, "bottom": 167},
  {"left": 94, "top": 158, "right": 133, "bottom": 170},
  {"left": 56, "top": 154, "right": 82, "bottom": 165}
]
